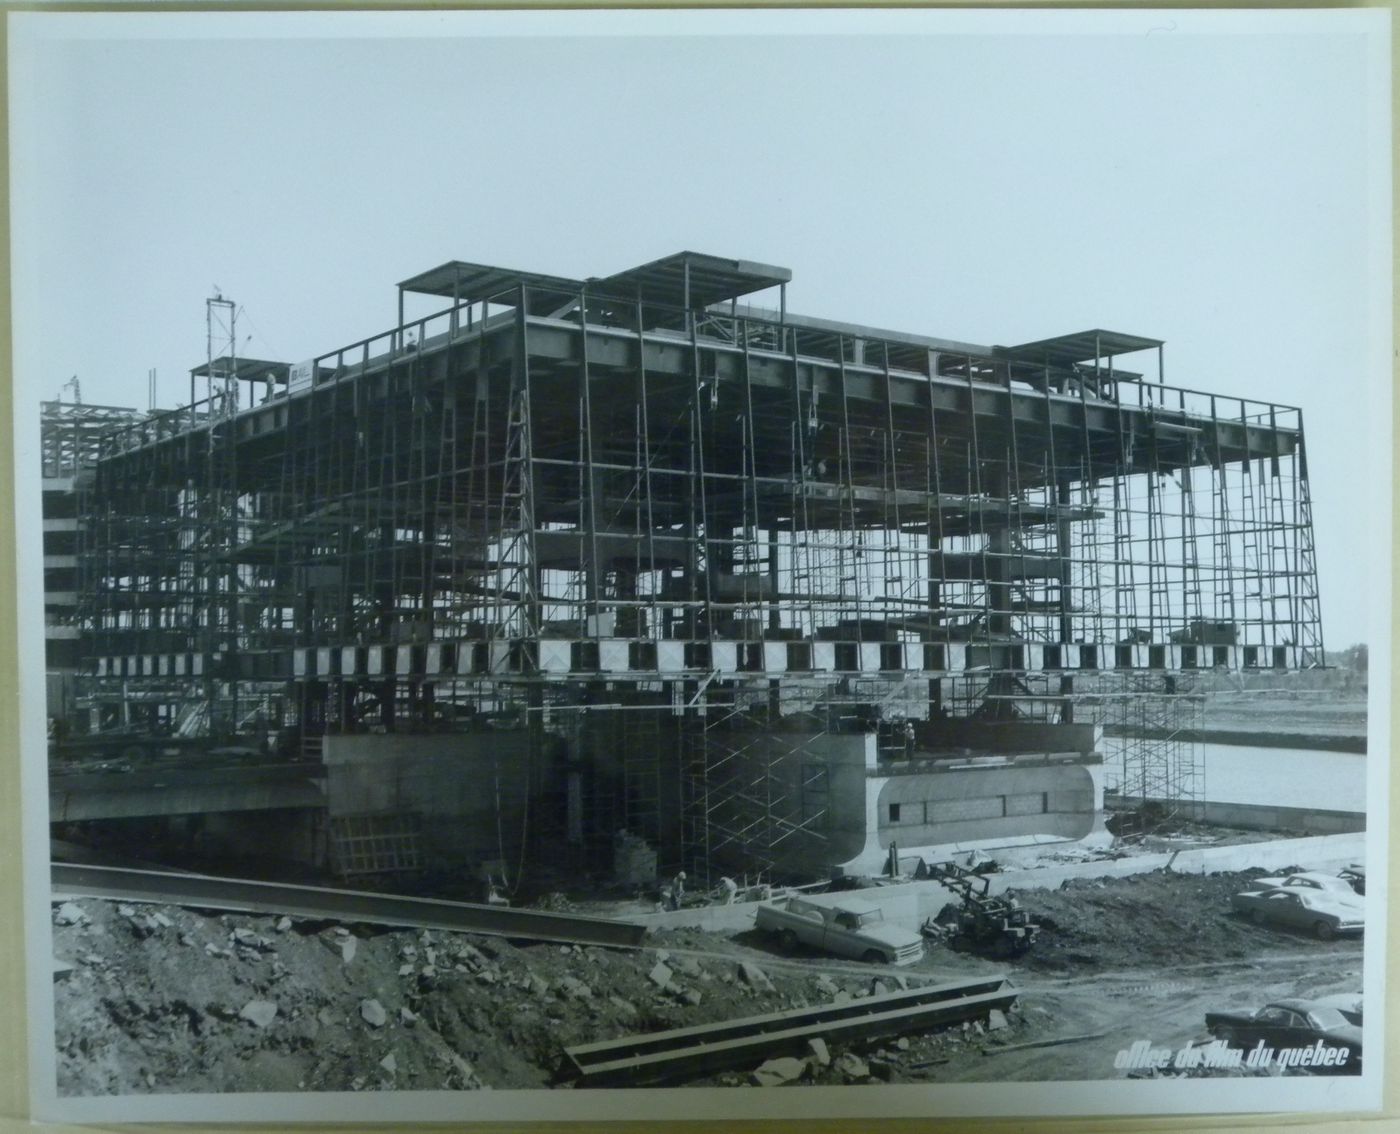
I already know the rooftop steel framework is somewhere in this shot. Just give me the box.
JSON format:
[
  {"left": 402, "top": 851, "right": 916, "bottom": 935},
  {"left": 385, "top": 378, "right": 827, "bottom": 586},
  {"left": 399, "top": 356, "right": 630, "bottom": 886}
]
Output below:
[{"left": 71, "top": 252, "right": 1324, "bottom": 877}]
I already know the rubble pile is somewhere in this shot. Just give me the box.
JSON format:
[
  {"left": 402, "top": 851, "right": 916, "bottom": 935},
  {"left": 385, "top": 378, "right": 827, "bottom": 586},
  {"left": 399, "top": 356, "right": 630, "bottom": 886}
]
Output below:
[
  {"left": 52, "top": 866, "right": 1345, "bottom": 1094},
  {"left": 54, "top": 900, "right": 1010, "bottom": 1095},
  {"left": 717, "top": 1004, "right": 1023, "bottom": 1088}
]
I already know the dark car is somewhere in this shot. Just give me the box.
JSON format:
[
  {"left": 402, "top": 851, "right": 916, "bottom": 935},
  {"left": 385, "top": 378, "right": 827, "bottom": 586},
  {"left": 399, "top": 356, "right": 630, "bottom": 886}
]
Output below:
[
  {"left": 1311, "top": 993, "right": 1363, "bottom": 1026},
  {"left": 1205, "top": 998, "right": 1361, "bottom": 1074}
]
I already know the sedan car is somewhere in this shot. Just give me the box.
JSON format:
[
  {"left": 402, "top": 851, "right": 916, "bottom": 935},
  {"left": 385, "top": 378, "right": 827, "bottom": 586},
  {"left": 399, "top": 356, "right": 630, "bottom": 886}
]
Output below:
[
  {"left": 1311, "top": 993, "right": 1363, "bottom": 1026},
  {"left": 1231, "top": 887, "right": 1364, "bottom": 940},
  {"left": 1252, "top": 872, "right": 1363, "bottom": 904},
  {"left": 1205, "top": 998, "right": 1361, "bottom": 1074}
]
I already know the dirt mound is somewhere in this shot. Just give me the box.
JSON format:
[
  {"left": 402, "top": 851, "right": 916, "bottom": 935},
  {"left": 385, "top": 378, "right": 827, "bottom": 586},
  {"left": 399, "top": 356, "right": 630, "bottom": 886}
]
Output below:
[{"left": 1013, "top": 868, "right": 1358, "bottom": 974}]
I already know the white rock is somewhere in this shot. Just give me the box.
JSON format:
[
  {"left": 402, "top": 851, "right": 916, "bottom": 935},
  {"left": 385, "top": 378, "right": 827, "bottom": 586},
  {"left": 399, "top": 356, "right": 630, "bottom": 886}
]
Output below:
[
  {"left": 648, "top": 961, "right": 673, "bottom": 989},
  {"left": 239, "top": 999, "right": 278, "bottom": 1028},
  {"left": 752, "top": 1056, "right": 805, "bottom": 1086},
  {"left": 834, "top": 1052, "right": 870, "bottom": 1080},
  {"left": 359, "top": 998, "right": 387, "bottom": 1028},
  {"left": 379, "top": 1053, "right": 397, "bottom": 1075},
  {"left": 988, "top": 1008, "right": 1009, "bottom": 1031},
  {"left": 557, "top": 975, "right": 593, "bottom": 1000},
  {"left": 53, "top": 902, "right": 88, "bottom": 927},
  {"left": 340, "top": 937, "right": 358, "bottom": 964},
  {"left": 275, "top": 916, "right": 292, "bottom": 932},
  {"left": 806, "top": 1038, "right": 831, "bottom": 1067},
  {"left": 738, "top": 962, "right": 774, "bottom": 992}
]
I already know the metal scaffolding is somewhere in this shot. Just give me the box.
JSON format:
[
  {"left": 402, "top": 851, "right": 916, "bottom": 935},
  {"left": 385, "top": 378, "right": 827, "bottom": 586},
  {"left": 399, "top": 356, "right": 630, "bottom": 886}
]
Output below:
[{"left": 68, "top": 252, "right": 1325, "bottom": 878}]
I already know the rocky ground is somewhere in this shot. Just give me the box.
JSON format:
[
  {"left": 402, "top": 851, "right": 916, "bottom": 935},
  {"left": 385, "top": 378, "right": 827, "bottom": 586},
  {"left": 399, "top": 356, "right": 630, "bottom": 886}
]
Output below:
[
  {"left": 51, "top": 897, "right": 1026, "bottom": 1095},
  {"left": 50, "top": 864, "right": 1363, "bottom": 1094}
]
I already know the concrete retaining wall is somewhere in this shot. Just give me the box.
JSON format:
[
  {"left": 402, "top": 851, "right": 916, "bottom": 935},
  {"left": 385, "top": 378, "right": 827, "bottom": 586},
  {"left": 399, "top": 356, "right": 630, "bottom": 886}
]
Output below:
[
  {"left": 49, "top": 770, "right": 326, "bottom": 822},
  {"left": 1169, "top": 799, "right": 1364, "bottom": 836},
  {"left": 322, "top": 733, "right": 533, "bottom": 869}
]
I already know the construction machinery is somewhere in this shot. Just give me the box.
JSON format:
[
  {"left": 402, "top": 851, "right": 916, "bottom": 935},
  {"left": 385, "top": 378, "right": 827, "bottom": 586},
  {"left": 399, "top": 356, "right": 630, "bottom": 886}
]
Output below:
[{"left": 921, "top": 861, "right": 1041, "bottom": 957}]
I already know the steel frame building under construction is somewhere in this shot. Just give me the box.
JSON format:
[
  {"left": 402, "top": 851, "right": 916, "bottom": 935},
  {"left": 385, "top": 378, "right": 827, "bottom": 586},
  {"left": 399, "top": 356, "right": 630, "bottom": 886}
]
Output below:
[{"left": 69, "top": 251, "right": 1325, "bottom": 885}]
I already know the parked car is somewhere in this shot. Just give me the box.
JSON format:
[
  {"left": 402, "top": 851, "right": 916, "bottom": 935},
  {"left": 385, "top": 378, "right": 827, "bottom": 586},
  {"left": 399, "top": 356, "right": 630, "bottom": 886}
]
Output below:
[
  {"left": 1253, "top": 871, "right": 1363, "bottom": 904},
  {"left": 1231, "top": 887, "right": 1364, "bottom": 940},
  {"left": 755, "top": 896, "right": 925, "bottom": 965},
  {"left": 1310, "top": 993, "right": 1363, "bottom": 1026},
  {"left": 1338, "top": 864, "right": 1366, "bottom": 896},
  {"left": 1205, "top": 998, "right": 1361, "bottom": 1073}
]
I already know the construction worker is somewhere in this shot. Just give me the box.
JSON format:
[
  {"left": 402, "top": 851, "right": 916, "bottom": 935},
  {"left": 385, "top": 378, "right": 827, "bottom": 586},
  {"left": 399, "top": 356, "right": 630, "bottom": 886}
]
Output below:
[
  {"left": 719, "top": 876, "right": 738, "bottom": 905},
  {"left": 669, "top": 871, "right": 687, "bottom": 910}
]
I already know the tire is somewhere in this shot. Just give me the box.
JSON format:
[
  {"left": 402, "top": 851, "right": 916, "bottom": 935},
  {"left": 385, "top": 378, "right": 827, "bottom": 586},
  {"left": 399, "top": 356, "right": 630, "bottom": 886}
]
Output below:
[
  {"left": 778, "top": 929, "right": 799, "bottom": 954},
  {"left": 1314, "top": 920, "right": 1336, "bottom": 942},
  {"left": 862, "top": 949, "right": 885, "bottom": 964}
]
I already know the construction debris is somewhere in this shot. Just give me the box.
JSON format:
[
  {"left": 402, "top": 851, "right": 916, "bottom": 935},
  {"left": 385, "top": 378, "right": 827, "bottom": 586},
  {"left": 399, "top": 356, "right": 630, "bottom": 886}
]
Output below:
[{"left": 49, "top": 859, "right": 1361, "bottom": 1094}]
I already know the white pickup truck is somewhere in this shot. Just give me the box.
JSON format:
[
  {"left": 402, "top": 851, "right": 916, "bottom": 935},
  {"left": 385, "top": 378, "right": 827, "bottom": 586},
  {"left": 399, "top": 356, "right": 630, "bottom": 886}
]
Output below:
[{"left": 755, "top": 896, "right": 925, "bottom": 966}]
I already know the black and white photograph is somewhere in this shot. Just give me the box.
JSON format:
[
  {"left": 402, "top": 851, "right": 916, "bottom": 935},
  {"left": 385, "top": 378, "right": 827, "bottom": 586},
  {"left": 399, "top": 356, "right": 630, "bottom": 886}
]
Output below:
[{"left": 9, "top": 8, "right": 1391, "bottom": 1124}]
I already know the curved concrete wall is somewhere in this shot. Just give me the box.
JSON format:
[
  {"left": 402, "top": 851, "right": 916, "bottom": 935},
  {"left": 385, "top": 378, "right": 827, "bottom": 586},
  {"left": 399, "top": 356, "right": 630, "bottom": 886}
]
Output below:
[{"left": 874, "top": 763, "right": 1098, "bottom": 849}]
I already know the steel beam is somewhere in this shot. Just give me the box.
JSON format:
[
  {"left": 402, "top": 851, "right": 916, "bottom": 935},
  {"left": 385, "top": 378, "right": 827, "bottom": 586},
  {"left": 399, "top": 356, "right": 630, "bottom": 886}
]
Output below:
[
  {"left": 51, "top": 863, "right": 648, "bottom": 949},
  {"left": 564, "top": 976, "right": 1016, "bottom": 1085}
]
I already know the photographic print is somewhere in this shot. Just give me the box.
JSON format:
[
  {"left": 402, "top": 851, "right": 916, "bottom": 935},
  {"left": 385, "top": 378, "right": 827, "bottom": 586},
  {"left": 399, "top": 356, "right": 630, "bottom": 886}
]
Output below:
[{"left": 10, "top": 8, "right": 1391, "bottom": 1124}]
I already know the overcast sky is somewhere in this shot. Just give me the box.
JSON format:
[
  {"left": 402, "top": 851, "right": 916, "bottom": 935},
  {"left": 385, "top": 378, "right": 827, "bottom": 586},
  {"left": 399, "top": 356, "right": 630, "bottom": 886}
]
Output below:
[{"left": 9, "top": 9, "right": 1390, "bottom": 649}]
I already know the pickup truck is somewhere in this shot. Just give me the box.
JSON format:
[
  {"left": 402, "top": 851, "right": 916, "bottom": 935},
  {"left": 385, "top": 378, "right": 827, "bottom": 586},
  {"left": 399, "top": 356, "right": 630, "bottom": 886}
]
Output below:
[{"left": 755, "top": 896, "right": 925, "bottom": 965}]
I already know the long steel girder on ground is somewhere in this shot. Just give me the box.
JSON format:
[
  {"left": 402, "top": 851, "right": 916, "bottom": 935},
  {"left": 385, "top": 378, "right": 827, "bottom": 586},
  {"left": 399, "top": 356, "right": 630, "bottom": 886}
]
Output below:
[
  {"left": 97, "top": 317, "right": 1299, "bottom": 500},
  {"left": 563, "top": 975, "right": 1018, "bottom": 1085},
  {"left": 51, "top": 863, "right": 648, "bottom": 949}
]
